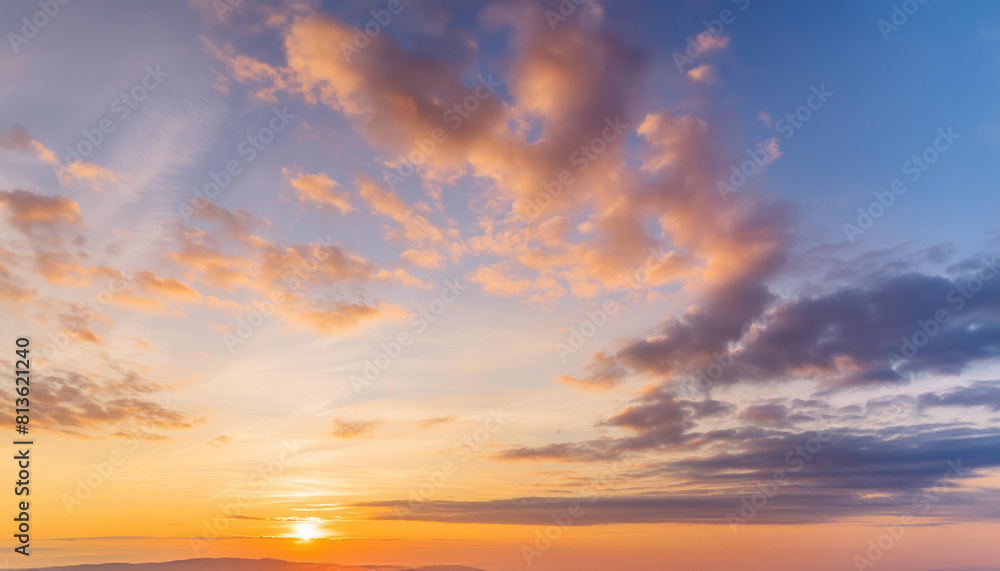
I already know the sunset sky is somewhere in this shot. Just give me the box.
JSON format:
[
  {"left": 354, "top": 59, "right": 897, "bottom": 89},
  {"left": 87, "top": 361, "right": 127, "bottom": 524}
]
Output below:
[{"left": 1, "top": 1, "right": 1000, "bottom": 570}]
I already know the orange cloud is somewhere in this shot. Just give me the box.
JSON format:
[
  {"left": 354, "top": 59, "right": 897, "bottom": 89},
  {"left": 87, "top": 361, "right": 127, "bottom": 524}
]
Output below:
[
  {"left": 0, "top": 264, "right": 36, "bottom": 305},
  {"left": 284, "top": 169, "right": 354, "bottom": 214},
  {"left": 135, "top": 271, "right": 202, "bottom": 301},
  {"left": 0, "top": 189, "right": 83, "bottom": 234},
  {"left": 329, "top": 418, "right": 382, "bottom": 439},
  {"left": 400, "top": 248, "right": 444, "bottom": 269},
  {"left": 279, "top": 301, "right": 385, "bottom": 335},
  {"left": 694, "top": 31, "right": 730, "bottom": 52},
  {"left": 57, "top": 161, "right": 119, "bottom": 189},
  {"left": 356, "top": 174, "right": 453, "bottom": 246},
  {"left": 35, "top": 252, "right": 100, "bottom": 287},
  {"left": 686, "top": 64, "right": 716, "bottom": 82},
  {"left": 468, "top": 262, "right": 565, "bottom": 304},
  {"left": 168, "top": 239, "right": 251, "bottom": 290},
  {"left": 556, "top": 351, "right": 627, "bottom": 392},
  {"left": 208, "top": 6, "right": 783, "bottom": 308},
  {"left": 32, "top": 140, "right": 59, "bottom": 165},
  {"left": 376, "top": 268, "right": 430, "bottom": 289}
]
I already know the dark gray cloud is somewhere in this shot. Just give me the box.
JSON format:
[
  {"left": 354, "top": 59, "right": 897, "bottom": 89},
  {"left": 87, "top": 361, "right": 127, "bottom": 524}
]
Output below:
[
  {"left": 919, "top": 380, "right": 1000, "bottom": 413},
  {"left": 370, "top": 425, "right": 1000, "bottom": 526},
  {"left": 497, "top": 391, "right": 733, "bottom": 462},
  {"left": 603, "top": 255, "right": 1000, "bottom": 392},
  {"left": 739, "top": 403, "right": 796, "bottom": 426}
]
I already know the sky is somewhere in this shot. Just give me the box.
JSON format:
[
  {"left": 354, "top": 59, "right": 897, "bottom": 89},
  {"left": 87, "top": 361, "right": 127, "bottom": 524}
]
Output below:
[{"left": 1, "top": 0, "right": 999, "bottom": 570}]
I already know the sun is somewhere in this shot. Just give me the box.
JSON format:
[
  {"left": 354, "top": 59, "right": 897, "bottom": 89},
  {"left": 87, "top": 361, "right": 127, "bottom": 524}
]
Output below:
[{"left": 293, "top": 521, "right": 322, "bottom": 541}]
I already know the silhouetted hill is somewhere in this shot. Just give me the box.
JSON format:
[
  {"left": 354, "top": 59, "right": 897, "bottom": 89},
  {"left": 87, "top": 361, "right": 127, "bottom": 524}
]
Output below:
[{"left": 22, "top": 558, "right": 484, "bottom": 571}]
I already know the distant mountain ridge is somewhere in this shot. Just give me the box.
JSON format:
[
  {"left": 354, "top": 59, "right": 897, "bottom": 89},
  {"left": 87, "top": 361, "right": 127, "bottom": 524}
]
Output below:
[{"left": 22, "top": 558, "right": 485, "bottom": 571}]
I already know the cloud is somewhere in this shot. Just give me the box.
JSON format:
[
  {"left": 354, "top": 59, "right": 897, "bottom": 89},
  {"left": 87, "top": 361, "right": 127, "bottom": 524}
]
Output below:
[
  {"left": 686, "top": 64, "right": 716, "bottom": 82},
  {"left": 35, "top": 252, "right": 111, "bottom": 287},
  {"left": 416, "top": 416, "right": 458, "bottom": 430},
  {"left": 329, "top": 418, "right": 382, "bottom": 439},
  {"left": 376, "top": 267, "right": 430, "bottom": 289},
  {"left": 919, "top": 381, "right": 1000, "bottom": 413},
  {"left": 356, "top": 174, "right": 453, "bottom": 246},
  {"left": 57, "top": 160, "right": 120, "bottom": 189},
  {"left": 252, "top": 239, "right": 376, "bottom": 286},
  {"left": 278, "top": 301, "right": 386, "bottom": 335},
  {"left": 0, "top": 264, "right": 36, "bottom": 305},
  {"left": 1, "top": 125, "right": 121, "bottom": 189},
  {"left": 173, "top": 204, "right": 373, "bottom": 289},
  {"left": 284, "top": 169, "right": 354, "bottom": 214},
  {"left": 167, "top": 237, "right": 251, "bottom": 290},
  {"left": 367, "top": 424, "right": 1000, "bottom": 526},
  {"left": 536, "top": 254, "right": 1000, "bottom": 466},
  {"left": 134, "top": 271, "right": 202, "bottom": 301},
  {"left": 212, "top": 5, "right": 778, "bottom": 309},
  {"left": 207, "top": 435, "right": 232, "bottom": 447},
  {"left": 187, "top": 199, "right": 269, "bottom": 243},
  {"left": 497, "top": 390, "right": 733, "bottom": 462},
  {"left": 8, "top": 365, "right": 203, "bottom": 440},
  {"left": 739, "top": 403, "right": 793, "bottom": 426},
  {"left": 0, "top": 124, "right": 34, "bottom": 152},
  {"left": 171, "top": 202, "right": 396, "bottom": 335},
  {"left": 694, "top": 31, "right": 730, "bottom": 52},
  {"left": 0, "top": 189, "right": 84, "bottom": 236},
  {"left": 468, "top": 262, "right": 565, "bottom": 304},
  {"left": 556, "top": 351, "right": 627, "bottom": 392},
  {"left": 690, "top": 262, "right": 1000, "bottom": 390},
  {"left": 33, "top": 140, "right": 60, "bottom": 165},
  {"left": 400, "top": 248, "right": 444, "bottom": 269},
  {"left": 213, "top": 7, "right": 687, "bottom": 299}
]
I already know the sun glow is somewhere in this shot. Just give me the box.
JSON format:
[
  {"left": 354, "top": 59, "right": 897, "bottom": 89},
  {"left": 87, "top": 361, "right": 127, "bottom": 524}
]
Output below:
[{"left": 293, "top": 521, "right": 322, "bottom": 541}]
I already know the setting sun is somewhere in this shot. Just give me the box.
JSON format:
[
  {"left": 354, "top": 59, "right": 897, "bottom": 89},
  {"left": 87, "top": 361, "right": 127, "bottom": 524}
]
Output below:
[
  {"left": 292, "top": 522, "right": 322, "bottom": 541},
  {"left": 4, "top": 1, "right": 1000, "bottom": 570}
]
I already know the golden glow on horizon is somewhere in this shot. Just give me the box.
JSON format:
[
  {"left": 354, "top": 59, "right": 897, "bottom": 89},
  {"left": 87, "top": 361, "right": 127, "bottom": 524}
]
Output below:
[{"left": 292, "top": 521, "right": 323, "bottom": 541}]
